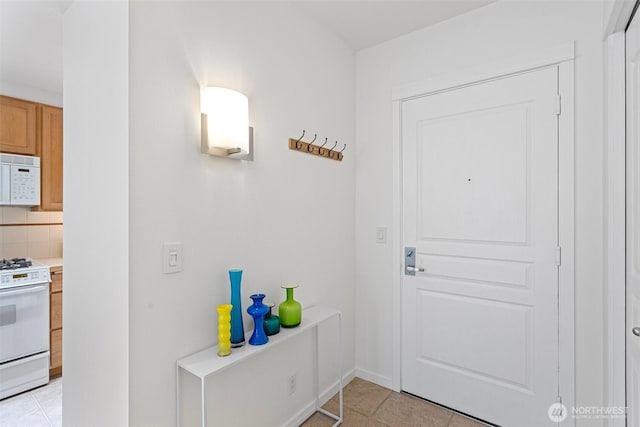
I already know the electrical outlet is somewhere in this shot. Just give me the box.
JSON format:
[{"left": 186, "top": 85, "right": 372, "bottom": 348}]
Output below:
[{"left": 288, "top": 374, "right": 297, "bottom": 395}]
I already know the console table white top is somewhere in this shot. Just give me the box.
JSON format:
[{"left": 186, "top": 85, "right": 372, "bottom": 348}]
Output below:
[{"left": 177, "top": 305, "right": 341, "bottom": 380}]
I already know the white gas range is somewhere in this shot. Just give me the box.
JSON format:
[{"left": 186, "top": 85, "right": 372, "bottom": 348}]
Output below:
[{"left": 0, "top": 258, "right": 51, "bottom": 400}]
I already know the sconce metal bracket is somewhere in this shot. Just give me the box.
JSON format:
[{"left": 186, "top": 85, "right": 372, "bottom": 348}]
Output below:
[{"left": 201, "top": 113, "right": 254, "bottom": 161}]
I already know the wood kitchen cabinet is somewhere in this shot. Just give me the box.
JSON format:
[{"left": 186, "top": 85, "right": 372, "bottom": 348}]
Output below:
[
  {"left": 0, "top": 95, "right": 37, "bottom": 155},
  {"left": 49, "top": 266, "right": 63, "bottom": 378},
  {"left": 0, "top": 95, "right": 63, "bottom": 210},
  {"left": 35, "top": 105, "right": 63, "bottom": 211}
]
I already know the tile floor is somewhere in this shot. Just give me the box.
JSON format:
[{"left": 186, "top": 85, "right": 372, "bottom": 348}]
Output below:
[
  {"left": 301, "top": 378, "right": 488, "bottom": 427},
  {"left": 0, "top": 377, "right": 62, "bottom": 427},
  {"left": 0, "top": 377, "right": 486, "bottom": 427}
]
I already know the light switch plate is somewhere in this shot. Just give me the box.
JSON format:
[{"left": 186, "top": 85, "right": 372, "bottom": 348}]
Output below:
[
  {"left": 376, "top": 227, "right": 387, "bottom": 244},
  {"left": 162, "top": 242, "right": 183, "bottom": 274}
]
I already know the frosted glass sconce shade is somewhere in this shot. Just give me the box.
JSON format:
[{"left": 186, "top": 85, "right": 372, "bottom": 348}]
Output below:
[{"left": 200, "top": 87, "right": 254, "bottom": 160}]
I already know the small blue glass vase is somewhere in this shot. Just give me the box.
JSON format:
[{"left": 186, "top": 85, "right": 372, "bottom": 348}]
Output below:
[
  {"left": 229, "top": 269, "right": 245, "bottom": 347},
  {"left": 247, "top": 293, "right": 269, "bottom": 346},
  {"left": 263, "top": 302, "right": 280, "bottom": 336}
]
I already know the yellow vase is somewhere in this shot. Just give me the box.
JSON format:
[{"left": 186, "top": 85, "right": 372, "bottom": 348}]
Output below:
[{"left": 217, "top": 304, "right": 233, "bottom": 357}]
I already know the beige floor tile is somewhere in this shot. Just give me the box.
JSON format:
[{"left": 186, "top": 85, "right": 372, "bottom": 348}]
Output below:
[
  {"left": 322, "top": 398, "right": 369, "bottom": 427},
  {"left": 300, "top": 411, "right": 336, "bottom": 427},
  {"left": 372, "top": 393, "right": 452, "bottom": 427},
  {"left": 448, "top": 414, "right": 489, "bottom": 427},
  {"left": 340, "top": 378, "right": 392, "bottom": 417},
  {"left": 363, "top": 419, "right": 390, "bottom": 427}
]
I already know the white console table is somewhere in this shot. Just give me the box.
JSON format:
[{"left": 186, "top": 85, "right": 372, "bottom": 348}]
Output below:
[{"left": 176, "top": 305, "right": 343, "bottom": 427}]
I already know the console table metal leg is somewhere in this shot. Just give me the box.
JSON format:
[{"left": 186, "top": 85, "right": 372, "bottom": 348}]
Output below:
[
  {"left": 201, "top": 377, "right": 206, "bottom": 427},
  {"left": 176, "top": 364, "right": 180, "bottom": 427},
  {"left": 313, "top": 325, "right": 320, "bottom": 411},
  {"left": 338, "top": 312, "right": 343, "bottom": 425},
  {"left": 314, "top": 313, "right": 343, "bottom": 426}
]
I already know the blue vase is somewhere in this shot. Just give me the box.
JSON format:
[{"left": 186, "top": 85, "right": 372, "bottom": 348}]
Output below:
[
  {"left": 247, "top": 294, "right": 269, "bottom": 346},
  {"left": 229, "top": 269, "right": 245, "bottom": 347}
]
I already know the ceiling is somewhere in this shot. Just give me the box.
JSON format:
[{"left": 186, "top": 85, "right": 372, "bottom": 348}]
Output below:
[
  {"left": 294, "top": 1, "right": 496, "bottom": 50},
  {"left": 0, "top": 1, "right": 495, "bottom": 99}
]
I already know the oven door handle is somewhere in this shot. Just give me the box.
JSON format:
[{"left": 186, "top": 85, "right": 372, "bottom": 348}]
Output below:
[{"left": 0, "top": 285, "right": 48, "bottom": 297}]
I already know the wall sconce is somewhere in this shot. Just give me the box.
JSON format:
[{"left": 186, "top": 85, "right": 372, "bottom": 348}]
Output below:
[{"left": 200, "top": 87, "right": 254, "bottom": 161}]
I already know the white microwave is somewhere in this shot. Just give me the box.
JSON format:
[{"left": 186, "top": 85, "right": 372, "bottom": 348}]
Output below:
[{"left": 0, "top": 153, "right": 40, "bottom": 206}]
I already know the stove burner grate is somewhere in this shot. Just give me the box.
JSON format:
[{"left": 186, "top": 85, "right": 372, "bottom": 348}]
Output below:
[{"left": 0, "top": 258, "right": 33, "bottom": 270}]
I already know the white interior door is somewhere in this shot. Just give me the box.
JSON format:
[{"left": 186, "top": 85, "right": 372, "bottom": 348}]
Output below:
[
  {"left": 401, "top": 66, "right": 560, "bottom": 427},
  {"left": 627, "top": 9, "right": 640, "bottom": 427}
]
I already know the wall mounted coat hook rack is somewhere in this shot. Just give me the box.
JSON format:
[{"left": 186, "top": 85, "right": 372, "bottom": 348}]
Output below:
[{"left": 288, "top": 131, "right": 344, "bottom": 162}]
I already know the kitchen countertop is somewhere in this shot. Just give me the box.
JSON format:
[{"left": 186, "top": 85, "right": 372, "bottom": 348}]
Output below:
[{"left": 35, "top": 258, "right": 63, "bottom": 269}]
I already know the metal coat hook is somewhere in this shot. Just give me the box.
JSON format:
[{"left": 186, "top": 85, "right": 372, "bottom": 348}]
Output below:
[
  {"left": 327, "top": 141, "right": 338, "bottom": 157},
  {"left": 295, "top": 130, "right": 305, "bottom": 149},
  {"left": 307, "top": 134, "right": 317, "bottom": 152},
  {"left": 318, "top": 137, "right": 328, "bottom": 155}
]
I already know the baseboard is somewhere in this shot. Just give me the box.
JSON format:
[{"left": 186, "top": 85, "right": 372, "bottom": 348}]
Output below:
[
  {"left": 284, "top": 368, "right": 356, "bottom": 427},
  {"left": 319, "top": 368, "right": 355, "bottom": 403},
  {"left": 284, "top": 402, "right": 318, "bottom": 427},
  {"left": 355, "top": 368, "right": 396, "bottom": 391}
]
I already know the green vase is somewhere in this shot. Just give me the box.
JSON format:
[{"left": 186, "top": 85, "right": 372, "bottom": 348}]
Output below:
[{"left": 278, "top": 285, "right": 302, "bottom": 328}]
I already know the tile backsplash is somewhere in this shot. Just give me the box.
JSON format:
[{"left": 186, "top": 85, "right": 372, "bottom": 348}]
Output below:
[{"left": 0, "top": 207, "right": 63, "bottom": 259}]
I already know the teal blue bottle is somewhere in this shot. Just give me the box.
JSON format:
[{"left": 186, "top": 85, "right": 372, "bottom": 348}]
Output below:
[
  {"left": 229, "top": 269, "right": 245, "bottom": 347},
  {"left": 263, "top": 303, "right": 280, "bottom": 336}
]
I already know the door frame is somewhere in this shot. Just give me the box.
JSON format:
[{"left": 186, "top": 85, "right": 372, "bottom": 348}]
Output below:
[
  {"left": 605, "top": 2, "right": 637, "bottom": 427},
  {"left": 390, "top": 42, "right": 576, "bottom": 423}
]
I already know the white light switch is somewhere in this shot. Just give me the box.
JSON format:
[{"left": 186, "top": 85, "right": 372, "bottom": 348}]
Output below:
[
  {"left": 163, "top": 242, "right": 183, "bottom": 273},
  {"left": 169, "top": 252, "right": 178, "bottom": 267},
  {"left": 376, "top": 227, "right": 387, "bottom": 244}
]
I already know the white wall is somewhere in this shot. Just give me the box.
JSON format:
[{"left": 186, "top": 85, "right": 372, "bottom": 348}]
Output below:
[
  {"left": 62, "top": 1, "right": 129, "bottom": 426},
  {"left": 0, "top": 1, "right": 63, "bottom": 107},
  {"left": 128, "top": 2, "right": 355, "bottom": 425},
  {"left": 355, "top": 0, "right": 606, "bottom": 422}
]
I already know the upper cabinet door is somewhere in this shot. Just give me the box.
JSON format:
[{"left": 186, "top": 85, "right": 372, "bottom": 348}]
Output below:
[
  {"left": 0, "top": 95, "right": 37, "bottom": 155},
  {"left": 38, "top": 105, "right": 63, "bottom": 211}
]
